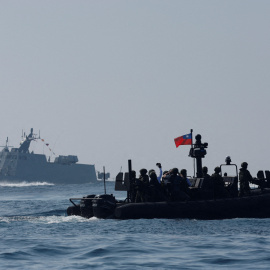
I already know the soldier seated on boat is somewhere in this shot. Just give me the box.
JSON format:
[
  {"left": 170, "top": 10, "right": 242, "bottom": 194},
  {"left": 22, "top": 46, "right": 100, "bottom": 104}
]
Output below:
[
  {"left": 148, "top": 163, "right": 163, "bottom": 183},
  {"left": 179, "top": 169, "right": 192, "bottom": 198},
  {"left": 161, "top": 169, "right": 173, "bottom": 198},
  {"left": 180, "top": 169, "right": 192, "bottom": 187},
  {"left": 211, "top": 167, "right": 229, "bottom": 199},
  {"left": 199, "top": 166, "right": 214, "bottom": 199},
  {"left": 239, "top": 162, "right": 252, "bottom": 197},
  {"left": 202, "top": 166, "right": 211, "bottom": 188},
  {"left": 160, "top": 170, "right": 170, "bottom": 198},
  {"left": 148, "top": 169, "right": 155, "bottom": 178},
  {"left": 149, "top": 171, "right": 164, "bottom": 202},
  {"left": 161, "top": 170, "right": 170, "bottom": 183},
  {"left": 167, "top": 168, "right": 190, "bottom": 201},
  {"left": 135, "top": 168, "right": 150, "bottom": 203}
]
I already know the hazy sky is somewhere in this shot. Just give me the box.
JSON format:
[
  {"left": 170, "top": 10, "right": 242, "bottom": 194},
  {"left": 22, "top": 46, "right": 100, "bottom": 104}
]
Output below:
[{"left": 1, "top": 1, "right": 270, "bottom": 178}]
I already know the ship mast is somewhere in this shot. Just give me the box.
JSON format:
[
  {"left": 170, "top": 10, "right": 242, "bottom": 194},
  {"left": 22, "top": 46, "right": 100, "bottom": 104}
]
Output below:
[{"left": 18, "top": 128, "right": 37, "bottom": 153}]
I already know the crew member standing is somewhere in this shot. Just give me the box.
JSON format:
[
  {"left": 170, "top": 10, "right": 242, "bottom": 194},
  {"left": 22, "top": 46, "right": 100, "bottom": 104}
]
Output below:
[
  {"left": 135, "top": 169, "right": 149, "bottom": 202},
  {"left": 239, "top": 162, "right": 252, "bottom": 197},
  {"left": 211, "top": 167, "right": 227, "bottom": 198}
]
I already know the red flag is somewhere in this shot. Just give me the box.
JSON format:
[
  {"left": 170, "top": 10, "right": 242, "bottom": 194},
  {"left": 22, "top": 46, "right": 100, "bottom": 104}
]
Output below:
[{"left": 174, "top": 133, "right": 192, "bottom": 148}]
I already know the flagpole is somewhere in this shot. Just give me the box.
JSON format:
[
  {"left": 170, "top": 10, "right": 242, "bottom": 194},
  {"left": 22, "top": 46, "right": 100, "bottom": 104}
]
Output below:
[
  {"left": 103, "top": 166, "right": 106, "bottom": 194},
  {"left": 190, "top": 129, "right": 195, "bottom": 178}
]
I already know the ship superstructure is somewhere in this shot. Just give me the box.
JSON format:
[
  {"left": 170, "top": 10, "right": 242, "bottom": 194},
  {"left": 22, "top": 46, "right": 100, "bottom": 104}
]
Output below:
[{"left": 0, "top": 129, "right": 97, "bottom": 184}]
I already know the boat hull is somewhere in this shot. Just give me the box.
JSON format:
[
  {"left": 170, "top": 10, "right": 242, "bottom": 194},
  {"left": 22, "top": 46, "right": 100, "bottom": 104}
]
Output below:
[
  {"left": 114, "top": 193, "right": 270, "bottom": 219},
  {"left": 67, "top": 191, "right": 270, "bottom": 220}
]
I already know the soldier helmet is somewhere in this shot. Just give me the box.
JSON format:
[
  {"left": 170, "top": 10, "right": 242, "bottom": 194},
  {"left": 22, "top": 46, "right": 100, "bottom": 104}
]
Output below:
[
  {"left": 139, "top": 168, "right": 147, "bottom": 175},
  {"left": 214, "top": 166, "right": 221, "bottom": 173},
  {"left": 180, "top": 169, "right": 187, "bottom": 177},
  {"left": 241, "top": 162, "right": 248, "bottom": 169},
  {"left": 149, "top": 171, "right": 157, "bottom": 178},
  {"left": 202, "top": 166, "right": 208, "bottom": 173},
  {"left": 225, "top": 156, "right": 231, "bottom": 164},
  {"left": 171, "top": 168, "right": 179, "bottom": 175}
]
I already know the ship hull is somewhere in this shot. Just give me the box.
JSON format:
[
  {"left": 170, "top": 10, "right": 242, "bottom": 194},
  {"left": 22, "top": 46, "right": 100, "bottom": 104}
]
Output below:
[{"left": 0, "top": 152, "right": 97, "bottom": 184}]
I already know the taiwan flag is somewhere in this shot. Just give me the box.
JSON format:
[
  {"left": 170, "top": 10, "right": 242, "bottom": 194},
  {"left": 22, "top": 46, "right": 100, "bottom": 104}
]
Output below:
[{"left": 174, "top": 133, "right": 192, "bottom": 148}]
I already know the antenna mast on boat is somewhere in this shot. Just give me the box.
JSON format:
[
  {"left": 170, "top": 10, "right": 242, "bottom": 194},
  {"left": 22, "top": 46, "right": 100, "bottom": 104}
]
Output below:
[
  {"left": 103, "top": 166, "right": 107, "bottom": 194},
  {"left": 189, "top": 131, "right": 208, "bottom": 178},
  {"left": 190, "top": 129, "right": 196, "bottom": 177}
]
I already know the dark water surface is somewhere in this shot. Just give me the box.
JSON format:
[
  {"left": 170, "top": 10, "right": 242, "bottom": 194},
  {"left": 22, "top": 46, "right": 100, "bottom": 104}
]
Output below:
[{"left": 1, "top": 181, "right": 270, "bottom": 269}]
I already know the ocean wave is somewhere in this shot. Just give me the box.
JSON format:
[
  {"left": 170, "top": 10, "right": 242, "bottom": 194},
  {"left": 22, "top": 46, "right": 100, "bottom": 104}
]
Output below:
[
  {"left": 0, "top": 215, "right": 98, "bottom": 224},
  {"left": 0, "top": 181, "right": 54, "bottom": 187},
  {"left": 30, "top": 215, "right": 85, "bottom": 224},
  {"left": 33, "top": 215, "right": 99, "bottom": 224}
]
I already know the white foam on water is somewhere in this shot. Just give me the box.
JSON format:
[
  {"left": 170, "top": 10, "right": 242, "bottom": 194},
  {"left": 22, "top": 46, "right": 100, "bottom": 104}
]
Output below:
[
  {"left": 0, "top": 181, "right": 54, "bottom": 187},
  {"left": 0, "top": 217, "right": 10, "bottom": 223},
  {"left": 0, "top": 215, "right": 98, "bottom": 224},
  {"left": 33, "top": 215, "right": 98, "bottom": 224}
]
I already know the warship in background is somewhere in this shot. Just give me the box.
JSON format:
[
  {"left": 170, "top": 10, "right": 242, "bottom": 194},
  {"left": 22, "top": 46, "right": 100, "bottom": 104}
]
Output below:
[{"left": 0, "top": 128, "right": 97, "bottom": 184}]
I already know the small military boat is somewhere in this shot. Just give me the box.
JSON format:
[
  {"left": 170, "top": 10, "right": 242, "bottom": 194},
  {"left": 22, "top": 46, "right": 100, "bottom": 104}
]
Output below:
[{"left": 67, "top": 132, "right": 270, "bottom": 219}]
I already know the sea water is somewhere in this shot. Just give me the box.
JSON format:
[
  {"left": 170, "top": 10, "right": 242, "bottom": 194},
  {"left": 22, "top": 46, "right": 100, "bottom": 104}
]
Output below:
[{"left": 1, "top": 181, "right": 270, "bottom": 270}]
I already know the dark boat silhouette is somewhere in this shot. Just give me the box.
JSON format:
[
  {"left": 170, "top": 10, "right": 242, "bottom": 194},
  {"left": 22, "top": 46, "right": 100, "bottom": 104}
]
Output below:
[{"left": 67, "top": 132, "right": 270, "bottom": 219}]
